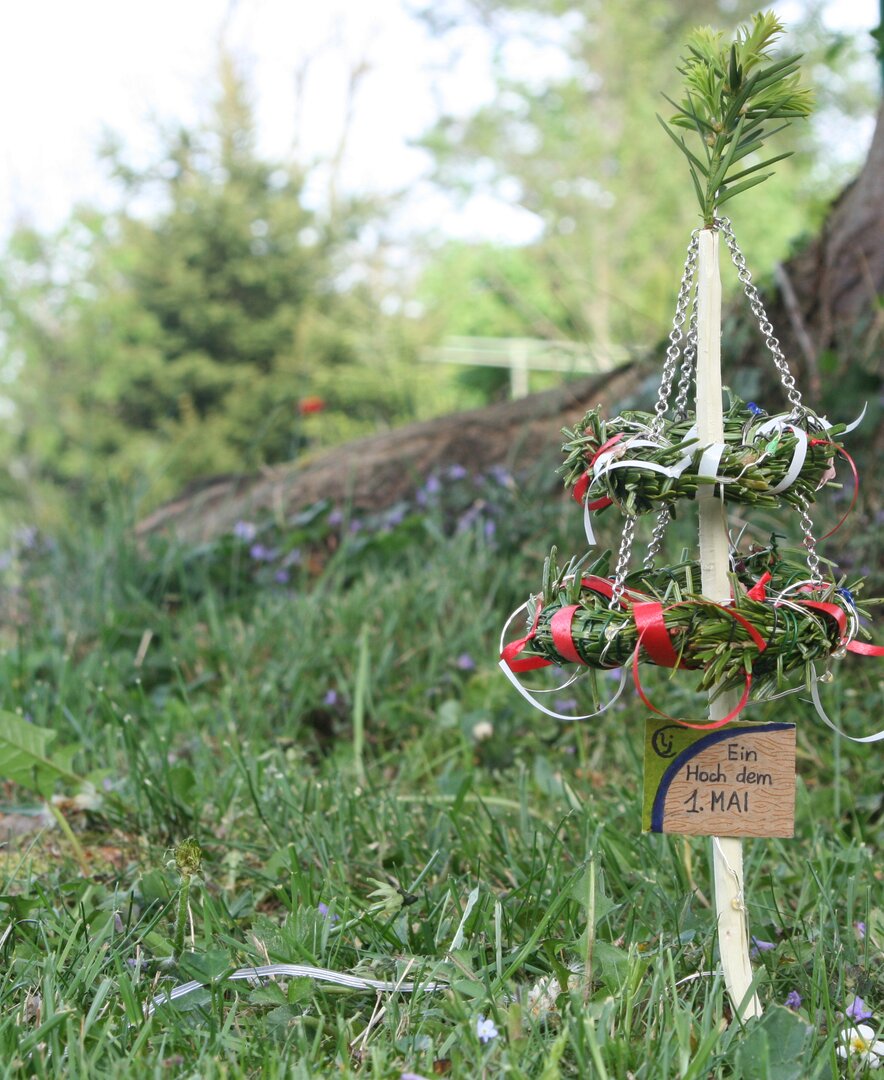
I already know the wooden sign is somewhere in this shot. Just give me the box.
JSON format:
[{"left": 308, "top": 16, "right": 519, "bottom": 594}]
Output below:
[{"left": 642, "top": 718, "right": 796, "bottom": 837}]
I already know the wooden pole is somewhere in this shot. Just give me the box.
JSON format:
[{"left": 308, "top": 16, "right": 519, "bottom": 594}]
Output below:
[{"left": 695, "top": 227, "right": 763, "bottom": 1021}]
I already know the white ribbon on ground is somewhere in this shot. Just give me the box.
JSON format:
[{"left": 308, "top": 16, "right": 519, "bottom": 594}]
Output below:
[{"left": 147, "top": 963, "right": 446, "bottom": 1017}]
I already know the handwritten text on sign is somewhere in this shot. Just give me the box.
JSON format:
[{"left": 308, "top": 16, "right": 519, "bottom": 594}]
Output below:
[{"left": 642, "top": 719, "right": 796, "bottom": 837}]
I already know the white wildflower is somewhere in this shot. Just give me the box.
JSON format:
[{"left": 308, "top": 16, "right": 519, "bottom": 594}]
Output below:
[
  {"left": 836, "top": 1024, "right": 884, "bottom": 1069},
  {"left": 471, "top": 720, "right": 494, "bottom": 742}
]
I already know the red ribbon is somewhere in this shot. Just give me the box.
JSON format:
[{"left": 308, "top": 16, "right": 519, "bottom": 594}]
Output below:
[
  {"left": 500, "top": 601, "right": 552, "bottom": 673},
  {"left": 633, "top": 602, "right": 681, "bottom": 668},
  {"left": 809, "top": 439, "right": 859, "bottom": 540},
  {"left": 746, "top": 571, "right": 772, "bottom": 601},
  {"left": 846, "top": 640, "right": 884, "bottom": 656},
  {"left": 631, "top": 601, "right": 767, "bottom": 730},
  {"left": 500, "top": 574, "right": 643, "bottom": 673},
  {"left": 550, "top": 605, "right": 584, "bottom": 665},
  {"left": 572, "top": 433, "right": 624, "bottom": 505}
]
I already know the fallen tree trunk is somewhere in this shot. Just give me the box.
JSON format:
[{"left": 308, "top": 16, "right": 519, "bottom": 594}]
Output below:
[
  {"left": 136, "top": 362, "right": 647, "bottom": 545},
  {"left": 139, "top": 106, "right": 882, "bottom": 546}
]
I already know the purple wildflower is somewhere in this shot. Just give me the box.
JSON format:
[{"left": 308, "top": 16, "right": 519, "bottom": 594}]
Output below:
[
  {"left": 605, "top": 666, "right": 623, "bottom": 682},
  {"left": 746, "top": 402, "right": 764, "bottom": 416},
  {"left": 456, "top": 653, "right": 476, "bottom": 671},
  {"left": 348, "top": 520, "right": 363, "bottom": 534},
  {"left": 328, "top": 508, "right": 343, "bottom": 526},
  {"left": 273, "top": 569, "right": 290, "bottom": 585},
  {"left": 483, "top": 519, "right": 497, "bottom": 540},
  {"left": 448, "top": 464, "right": 468, "bottom": 480},
  {"left": 487, "top": 465, "right": 512, "bottom": 487},
  {"left": 425, "top": 474, "right": 441, "bottom": 496},
  {"left": 846, "top": 996, "right": 873, "bottom": 1022},
  {"left": 554, "top": 698, "right": 578, "bottom": 713},
  {"left": 233, "top": 520, "right": 257, "bottom": 542},
  {"left": 785, "top": 990, "right": 802, "bottom": 1010},
  {"left": 14, "top": 525, "right": 38, "bottom": 549},
  {"left": 855, "top": 922, "right": 866, "bottom": 939},
  {"left": 323, "top": 689, "right": 339, "bottom": 707},
  {"left": 456, "top": 504, "right": 482, "bottom": 532},
  {"left": 317, "top": 901, "right": 339, "bottom": 923},
  {"left": 750, "top": 937, "right": 776, "bottom": 956}
]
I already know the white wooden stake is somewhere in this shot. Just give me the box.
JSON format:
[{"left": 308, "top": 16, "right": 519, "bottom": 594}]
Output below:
[{"left": 695, "top": 227, "right": 763, "bottom": 1021}]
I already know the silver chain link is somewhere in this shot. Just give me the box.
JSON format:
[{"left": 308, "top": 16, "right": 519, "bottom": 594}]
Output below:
[
  {"left": 619, "top": 218, "right": 816, "bottom": 586},
  {"left": 609, "top": 515, "right": 637, "bottom": 609},
  {"left": 717, "top": 217, "right": 804, "bottom": 418},
  {"left": 645, "top": 297, "right": 700, "bottom": 569},
  {"left": 643, "top": 243, "right": 700, "bottom": 569},
  {"left": 643, "top": 508, "right": 672, "bottom": 570},
  {"left": 797, "top": 495, "right": 823, "bottom": 585},
  {"left": 673, "top": 303, "right": 699, "bottom": 421},
  {"left": 650, "top": 230, "right": 700, "bottom": 439}
]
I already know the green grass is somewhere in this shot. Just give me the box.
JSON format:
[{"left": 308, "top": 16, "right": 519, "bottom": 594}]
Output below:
[{"left": 0, "top": 472, "right": 882, "bottom": 1078}]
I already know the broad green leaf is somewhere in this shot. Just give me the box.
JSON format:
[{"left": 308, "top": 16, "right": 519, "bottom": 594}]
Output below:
[
  {"left": 733, "top": 1005, "right": 813, "bottom": 1080},
  {"left": 0, "top": 710, "right": 80, "bottom": 798}
]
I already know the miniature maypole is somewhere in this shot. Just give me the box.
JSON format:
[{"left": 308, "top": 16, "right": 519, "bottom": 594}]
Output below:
[
  {"left": 662, "top": 16, "right": 812, "bottom": 1017},
  {"left": 500, "top": 10, "right": 884, "bottom": 1021}
]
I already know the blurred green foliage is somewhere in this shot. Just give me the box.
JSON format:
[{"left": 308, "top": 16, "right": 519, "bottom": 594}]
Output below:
[
  {"left": 0, "top": 60, "right": 442, "bottom": 521},
  {"left": 416, "top": 0, "right": 878, "bottom": 344},
  {"left": 0, "top": 6, "right": 878, "bottom": 527}
]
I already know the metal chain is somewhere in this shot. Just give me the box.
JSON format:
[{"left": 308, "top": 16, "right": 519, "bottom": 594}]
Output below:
[
  {"left": 609, "top": 515, "right": 638, "bottom": 609},
  {"left": 635, "top": 232, "right": 700, "bottom": 573},
  {"left": 797, "top": 495, "right": 823, "bottom": 585},
  {"left": 629, "top": 219, "right": 809, "bottom": 584},
  {"left": 645, "top": 261, "right": 699, "bottom": 568},
  {"left": 717, "top": 217, "right": 804, "bottom": 418},
  {"left": 650, "top": 230, "right": 700, "bottom": 438},
  {"left": 643, "top": 508, "right": 672, "bottom": 569},
  {"left": 673, "top": 302, "right": 699, "bottom": 421}
]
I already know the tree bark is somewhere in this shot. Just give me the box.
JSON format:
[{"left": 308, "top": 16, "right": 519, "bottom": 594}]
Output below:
[
  {"left": 136, "top": 363, "right": 645, "bottom": 544},
  {"left": 728, "top": 102, "right": 884, "bottom": 404},
  {"left": 138, "top": 105, "right": 882, "bottom": 545}
]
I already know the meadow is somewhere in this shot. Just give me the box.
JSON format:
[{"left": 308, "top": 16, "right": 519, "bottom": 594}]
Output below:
[{"left": 0, "top": 462, "right": 881, "bottom": 1078}]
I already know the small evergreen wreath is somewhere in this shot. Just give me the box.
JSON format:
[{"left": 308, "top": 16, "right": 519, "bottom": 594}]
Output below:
[
  {"left": 504, "top": 545, "right": 868, "bottom": 700},
  {"left": 561, "top": 398, "right": 852, "bottom": 518}
]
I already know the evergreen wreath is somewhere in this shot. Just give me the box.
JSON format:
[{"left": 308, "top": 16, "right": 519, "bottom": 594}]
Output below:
[
  {"left": 504, "top": 545, "right": 870, "bottom": 702},
  {"left": 561, "top": 397, "right": 852, "bottom": 518}
]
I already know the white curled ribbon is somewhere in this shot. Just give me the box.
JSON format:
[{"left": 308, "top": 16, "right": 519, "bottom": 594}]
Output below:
[
  {"left": 497, "top": 657, "right": 628, "bottom": 721},
  {"left": 697, "top": 442, "right": 727, "bottom": 488},
  {"left": 583, "top": 497, "right": 596, "bottom": 547},
  {"left": 751, "top": 401, "right": 866, "bottom": 496},
  {"left": 755, "top": 418, "right": 808, "bottom": 494},
  {"left": 767, "top": 580, "right": 884, "bottom": 743},
  {"left": 594, "top": 434, "right": 699, "bottom": 483},
  {"left": 808, "top": 668, "right": 884, "bottom": 743},
  {"left": 498, "top": 596, "right": 628, "bottom": 721},
  {"left": 815, "top": 402, "right": 867, "bottom": 436}
]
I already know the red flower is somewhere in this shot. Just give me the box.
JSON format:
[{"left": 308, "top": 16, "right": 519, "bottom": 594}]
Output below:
[{"left": 298, "top": 396, "right": 326, "bottom": 415}]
